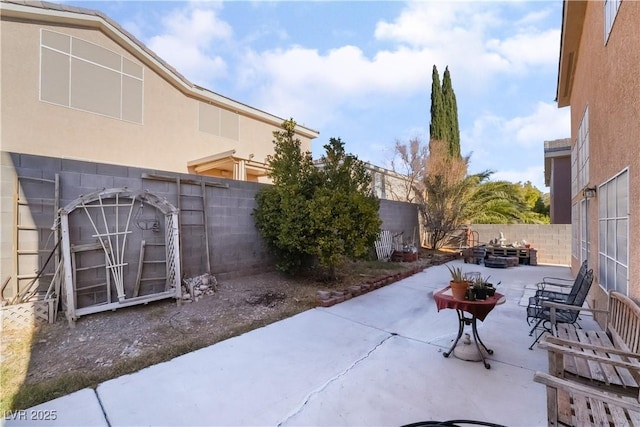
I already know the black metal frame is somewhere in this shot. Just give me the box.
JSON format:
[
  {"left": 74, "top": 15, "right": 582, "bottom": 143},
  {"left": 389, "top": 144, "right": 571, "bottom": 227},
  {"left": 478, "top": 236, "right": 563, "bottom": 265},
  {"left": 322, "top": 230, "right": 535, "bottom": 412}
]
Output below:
[
  {"left": 443, "top": 309, "right": 494, "bottom": 369},
  {"left": 526, "top": 266, "right": 594, "bottom": 350}
]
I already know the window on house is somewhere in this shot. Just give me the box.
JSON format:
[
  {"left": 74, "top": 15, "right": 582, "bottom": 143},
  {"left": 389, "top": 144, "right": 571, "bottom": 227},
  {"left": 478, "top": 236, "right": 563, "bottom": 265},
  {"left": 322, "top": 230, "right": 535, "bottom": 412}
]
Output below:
[
  {"left": 570, "top": 200, "right": 589, "bottom": 264},
  {"left": 198, "top": 102, "right": 239, "bottom": 140},
  {"left": 598, "top": 169, "right": 629, "bottom": 295},
  {"left": 571, "top": 202, "right": 579, "bottom": 259},
  {"left": 372, "top": 172, "right": 386, "bottom": 199},
  {"left": 604, "top": 0, "right": 622, "bottom": 43},
  {"left": 571, "top": 145, "right": 577, "bottom": 198},
  {"left": 572, "top": 106, "right": 590, "bottom": 198},
  {"left": 580, "top": 198, "right": 588, "bottom": 263},
  {"left": 40, "top": 29, "right": 143, "bottom": 123}
]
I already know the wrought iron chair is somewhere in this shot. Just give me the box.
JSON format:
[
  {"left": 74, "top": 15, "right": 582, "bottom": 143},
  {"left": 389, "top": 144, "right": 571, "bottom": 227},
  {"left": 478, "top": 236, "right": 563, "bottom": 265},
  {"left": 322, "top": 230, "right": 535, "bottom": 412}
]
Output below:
[
  {"left": 526, "top": 260, "right": 588, "bottom": 328},
  {"left": 526, "top": 266, "right": 594, "bottom": 350},
  {"left": 535, "top": 259, "right": 588, "bottom": 299}
]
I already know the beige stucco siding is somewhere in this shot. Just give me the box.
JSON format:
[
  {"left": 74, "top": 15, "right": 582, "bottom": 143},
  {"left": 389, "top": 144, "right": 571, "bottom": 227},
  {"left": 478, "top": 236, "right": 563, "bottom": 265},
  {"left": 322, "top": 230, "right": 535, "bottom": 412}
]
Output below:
[
  {"left": 567, "top": 1, "right": 640, "bottom": 303},
  {"left": 0, "top": 18, "right": 313, "bottom": 174}
]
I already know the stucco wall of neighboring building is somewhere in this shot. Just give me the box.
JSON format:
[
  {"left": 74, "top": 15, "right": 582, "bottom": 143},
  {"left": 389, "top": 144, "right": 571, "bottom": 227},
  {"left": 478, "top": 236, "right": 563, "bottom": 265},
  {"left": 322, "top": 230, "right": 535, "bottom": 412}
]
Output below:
[
  {"left": 0, "top": 12, "right": 315, "bottom": 182},
  {"left": 565, "top": 1, "right": 640, "bottom": 305}
]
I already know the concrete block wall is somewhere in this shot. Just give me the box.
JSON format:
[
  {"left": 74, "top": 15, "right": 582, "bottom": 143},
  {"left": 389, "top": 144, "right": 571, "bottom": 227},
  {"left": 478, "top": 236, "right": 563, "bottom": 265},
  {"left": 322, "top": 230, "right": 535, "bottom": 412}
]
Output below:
[
  {"left": 378, "top": 199, "right": 421, "bottom": 246},
  {"left": 470, "top": 224, "right": 572, "bottom": 266},
  {"left": 0, "top": 152, "right": 274, "bottom": 301},
  {"left": 1, "top": 152, "right": 421, "bottom": 299}
]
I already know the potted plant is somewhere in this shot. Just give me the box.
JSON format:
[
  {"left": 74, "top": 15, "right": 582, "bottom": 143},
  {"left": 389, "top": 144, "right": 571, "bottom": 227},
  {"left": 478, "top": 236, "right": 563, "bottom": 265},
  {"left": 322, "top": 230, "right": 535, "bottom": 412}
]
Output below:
[
  {"left": 471, "top": 277, "right": 488, "bottom": 300},
  {"left": 446, "top": 265, "right": 469, "bottom": 301}
]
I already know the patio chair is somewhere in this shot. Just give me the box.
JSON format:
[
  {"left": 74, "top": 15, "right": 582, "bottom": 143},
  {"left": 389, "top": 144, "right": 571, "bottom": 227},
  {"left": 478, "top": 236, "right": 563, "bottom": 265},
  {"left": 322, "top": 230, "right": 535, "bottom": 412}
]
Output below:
[
  {"left": 535, "top": 259, "right": 588, "bottom": 298},
  {"left": 526, "top": 267, "right": 594, "bottom": 350},
  {"left": 525, "top": 260, "right": 589, "bottom": 328}
]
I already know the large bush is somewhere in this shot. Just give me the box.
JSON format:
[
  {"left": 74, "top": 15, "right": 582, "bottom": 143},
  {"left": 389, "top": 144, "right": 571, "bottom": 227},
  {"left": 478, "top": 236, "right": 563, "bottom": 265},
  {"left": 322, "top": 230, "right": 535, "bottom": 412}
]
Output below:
[{"left": 254, "top": 120, "right": 381, "bottom": 278}]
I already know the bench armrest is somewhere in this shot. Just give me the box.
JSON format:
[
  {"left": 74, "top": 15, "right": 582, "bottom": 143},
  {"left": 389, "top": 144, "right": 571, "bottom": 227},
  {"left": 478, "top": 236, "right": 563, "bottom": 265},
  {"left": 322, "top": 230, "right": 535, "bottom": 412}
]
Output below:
[
  {"left": 534, "top": 371, "right": 640, "bottom": 411},
  {"left": 545, "top": 336, "right": 640, "bottom": 358},
  {"left": 541, "top": 340, "right": 640, "bottom": 369}
]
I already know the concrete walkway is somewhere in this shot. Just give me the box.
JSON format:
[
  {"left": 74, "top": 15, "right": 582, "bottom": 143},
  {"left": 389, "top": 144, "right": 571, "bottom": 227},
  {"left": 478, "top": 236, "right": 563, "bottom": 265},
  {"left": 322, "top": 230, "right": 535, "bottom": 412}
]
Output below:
[{"left": 5, "top": 260, "right": 592, "bottom": 427}]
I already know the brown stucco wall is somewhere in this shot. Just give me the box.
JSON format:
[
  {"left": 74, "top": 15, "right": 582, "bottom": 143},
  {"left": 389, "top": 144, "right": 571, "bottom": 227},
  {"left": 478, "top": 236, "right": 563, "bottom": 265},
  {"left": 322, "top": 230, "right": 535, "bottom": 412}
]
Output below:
[{"left": 567, "top": 1, "right": 640, "bottom": 305}]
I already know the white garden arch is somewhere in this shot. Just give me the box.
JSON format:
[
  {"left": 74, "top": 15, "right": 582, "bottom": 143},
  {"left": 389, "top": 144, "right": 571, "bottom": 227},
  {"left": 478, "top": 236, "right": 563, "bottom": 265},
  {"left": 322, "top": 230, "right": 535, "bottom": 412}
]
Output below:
[{"left": 59, "top": 188, "right": 181, "bottom": 324}]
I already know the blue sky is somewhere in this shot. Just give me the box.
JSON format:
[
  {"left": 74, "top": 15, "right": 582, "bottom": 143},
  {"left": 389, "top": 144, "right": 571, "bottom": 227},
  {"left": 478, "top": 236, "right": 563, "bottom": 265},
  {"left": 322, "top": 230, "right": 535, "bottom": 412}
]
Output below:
[{"left": 65, "top": 1, "right": 570, "bottom": 191}]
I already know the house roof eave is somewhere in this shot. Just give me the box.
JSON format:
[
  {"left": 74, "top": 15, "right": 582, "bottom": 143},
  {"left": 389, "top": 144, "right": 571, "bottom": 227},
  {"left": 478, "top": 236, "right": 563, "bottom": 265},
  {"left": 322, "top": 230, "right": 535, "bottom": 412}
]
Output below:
[{"left": 556, "top": 0, "right": 587, "bottom": 108}]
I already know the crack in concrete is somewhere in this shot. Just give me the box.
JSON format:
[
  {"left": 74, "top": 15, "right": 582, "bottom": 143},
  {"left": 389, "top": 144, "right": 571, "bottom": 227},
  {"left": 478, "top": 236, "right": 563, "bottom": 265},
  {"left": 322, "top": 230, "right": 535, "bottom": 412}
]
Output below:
[
  {"left": 276, "top": 333, "right": 396, "bottom": 427},
  {"left": 94, "top": 389, "right": 112, "bottom": 427}
]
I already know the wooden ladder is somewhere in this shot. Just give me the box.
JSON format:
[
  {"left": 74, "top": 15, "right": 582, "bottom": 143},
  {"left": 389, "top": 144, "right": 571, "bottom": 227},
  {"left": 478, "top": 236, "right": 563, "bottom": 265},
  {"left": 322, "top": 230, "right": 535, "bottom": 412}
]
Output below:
[
  {"left": 9, "top": 174, "right": 60, "bottom": 304},
  {"left": 176, "top": 177, "right": 211, "bottom": 275}
]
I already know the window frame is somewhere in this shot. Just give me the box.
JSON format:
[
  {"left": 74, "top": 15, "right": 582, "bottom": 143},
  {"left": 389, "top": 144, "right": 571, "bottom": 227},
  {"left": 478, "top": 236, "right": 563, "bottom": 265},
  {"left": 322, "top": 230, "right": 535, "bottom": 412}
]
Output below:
[
  {"left": 40, "top": 29, "right": 144, "bottom": 124},
  {"left": 604, "top": 0, "right": 622, "bottom": 44},
  {"left": 597, "top": 168, "right": 629, "bottom": 295}
]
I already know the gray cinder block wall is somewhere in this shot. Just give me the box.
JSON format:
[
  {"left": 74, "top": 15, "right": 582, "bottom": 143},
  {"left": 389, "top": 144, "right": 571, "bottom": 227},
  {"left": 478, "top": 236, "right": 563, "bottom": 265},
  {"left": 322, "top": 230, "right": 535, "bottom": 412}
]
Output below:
[
  {"left": 470, "top": 224, "right": 572, "bottom": 266},
  {"left": 1, "top": 152, "right": 421, "bottom": 300},
  {"left": 1, "top": 152, "right": 275, "bottom": 301},
  {"left": 378, "top": 199, "right": 421, "bottom": 246}
]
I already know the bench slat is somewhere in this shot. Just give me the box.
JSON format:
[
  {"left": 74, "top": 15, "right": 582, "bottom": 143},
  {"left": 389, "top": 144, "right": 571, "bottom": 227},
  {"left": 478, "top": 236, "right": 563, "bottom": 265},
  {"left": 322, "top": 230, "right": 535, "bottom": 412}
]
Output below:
[
  {"left": 580, "top": 329, "right": 614, "bottom": 384},
  {"left": 608, "top": 404, "right": 631, "bottom": 427},
  {"left": 573, "top": 394, "right": 591, "bottom": 425}
]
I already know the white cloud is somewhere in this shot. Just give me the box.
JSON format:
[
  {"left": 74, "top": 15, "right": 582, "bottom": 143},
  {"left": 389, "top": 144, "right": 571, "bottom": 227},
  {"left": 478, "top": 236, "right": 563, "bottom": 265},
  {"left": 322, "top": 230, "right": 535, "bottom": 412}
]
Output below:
[
  {"left": 233, "top": 1, "right": 563, "bottom": 127},
  {"left": 119, "top": 0, "right": 565, "bottom": 189},
  {"left": 146, "top": 3, "right": 232, "bottom": 85},
  {"left": 463, "top": 102, "right": 569, "bottom": 190},
  {"left": 504, "top": 101, "right": 570, "bottom": 147},
  {"left": 374, "top": 2, "right": 499, "bottom": 49},
  {"left": 516, "top": 7, "right": 554, "bottom": 27},
  {"left": 238, "top": 44, "right": 433, "bottom": 127},
  {"left": 465, "top": 101, "right": 569, "bottom": 151},
  {"left": 493, "top": 165, "right": 547, "bottom": 189},
  {"left": 486, "top": 29, "right": 561, "bottom": 72}
]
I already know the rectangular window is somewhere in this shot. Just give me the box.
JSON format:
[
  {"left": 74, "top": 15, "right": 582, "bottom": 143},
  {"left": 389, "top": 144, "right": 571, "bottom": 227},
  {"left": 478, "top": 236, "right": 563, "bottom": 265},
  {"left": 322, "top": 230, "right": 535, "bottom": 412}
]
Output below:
[
  {"left": 572, "top": 105, "right": 590, "bottom": 198},
  {"left": 598, "top": 169, "right": 629, "bottom": 295},
  {"left": 571, "top": 145, "right": 577, "bottom": 198},
  {"left": 372, "top": 172, "right": 386, "bottom": 199},
  {"left": 198, "top": 102, "right": 239, "bottom": 141},
  {"left": 40, "top": 29, "right": 144, "bottom": 124},
  {"left": 580, "top": 199, "right": 588, "bottom": 263},
  {"left": 571, "top": 202, "right": 579, "bottom": 259},
  {"left": 604, "top": 0, "right": 622, "bottom": 43}
]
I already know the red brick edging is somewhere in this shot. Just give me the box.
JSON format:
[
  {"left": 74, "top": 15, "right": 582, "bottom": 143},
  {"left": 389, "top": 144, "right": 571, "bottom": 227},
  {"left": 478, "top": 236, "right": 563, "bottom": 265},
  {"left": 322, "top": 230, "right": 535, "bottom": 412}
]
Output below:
[{"left": 316, "top": 254, "right": 456, "bottom": 307}]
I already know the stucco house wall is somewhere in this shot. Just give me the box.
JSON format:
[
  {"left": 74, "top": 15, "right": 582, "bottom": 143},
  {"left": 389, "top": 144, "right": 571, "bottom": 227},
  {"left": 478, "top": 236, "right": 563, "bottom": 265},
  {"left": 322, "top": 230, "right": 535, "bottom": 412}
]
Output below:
[{"left": 558, "top": 0, "right": 640, "bottom": 306}]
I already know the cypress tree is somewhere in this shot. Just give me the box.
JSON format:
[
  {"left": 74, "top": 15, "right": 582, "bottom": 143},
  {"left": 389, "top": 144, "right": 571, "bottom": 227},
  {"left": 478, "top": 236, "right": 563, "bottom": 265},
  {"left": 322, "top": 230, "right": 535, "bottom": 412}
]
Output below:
[
  {"left": 442, "top": 66, "right": 461, "bottom": 158},
  {"left": 429, "top": 65, "right": 448, "bottom": 146}
]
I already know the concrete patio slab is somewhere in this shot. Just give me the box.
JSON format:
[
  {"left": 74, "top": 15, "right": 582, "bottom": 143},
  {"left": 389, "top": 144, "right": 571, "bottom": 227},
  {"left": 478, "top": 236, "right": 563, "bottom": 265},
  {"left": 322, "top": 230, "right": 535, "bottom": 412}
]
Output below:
[
  {"left": 3, "top": 388, "right": 107, "bottom": 426},
  {"left": 5, "top": 260, "right": 587, "bottom": 426}
]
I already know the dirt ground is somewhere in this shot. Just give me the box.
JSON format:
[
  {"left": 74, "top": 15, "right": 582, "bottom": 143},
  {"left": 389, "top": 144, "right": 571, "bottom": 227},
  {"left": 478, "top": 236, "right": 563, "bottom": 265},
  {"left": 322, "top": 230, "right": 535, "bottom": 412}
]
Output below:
[{"left": 2, "top": 256, "right": 444, "bottom": 409}]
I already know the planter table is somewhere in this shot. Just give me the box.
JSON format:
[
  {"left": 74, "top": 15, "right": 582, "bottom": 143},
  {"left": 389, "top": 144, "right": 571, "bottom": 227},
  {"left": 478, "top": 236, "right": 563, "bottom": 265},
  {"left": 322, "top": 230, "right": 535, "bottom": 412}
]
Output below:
[{"left": 433, "top": 287, "right": 505, "bottom": 369}]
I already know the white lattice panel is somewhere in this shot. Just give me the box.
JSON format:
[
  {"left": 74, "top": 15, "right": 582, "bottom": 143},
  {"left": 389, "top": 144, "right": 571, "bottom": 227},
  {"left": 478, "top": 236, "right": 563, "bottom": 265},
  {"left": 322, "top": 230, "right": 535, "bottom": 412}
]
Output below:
[{"left": 1, "top": 299, "right": 54, "bottom": 329}]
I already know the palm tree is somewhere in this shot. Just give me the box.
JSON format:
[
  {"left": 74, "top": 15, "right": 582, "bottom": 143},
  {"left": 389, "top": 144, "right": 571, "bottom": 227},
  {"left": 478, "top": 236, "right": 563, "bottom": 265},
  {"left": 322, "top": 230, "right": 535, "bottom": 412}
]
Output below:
[{"left": 416, "top": 140, "right": 545, "bottom": 249}]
